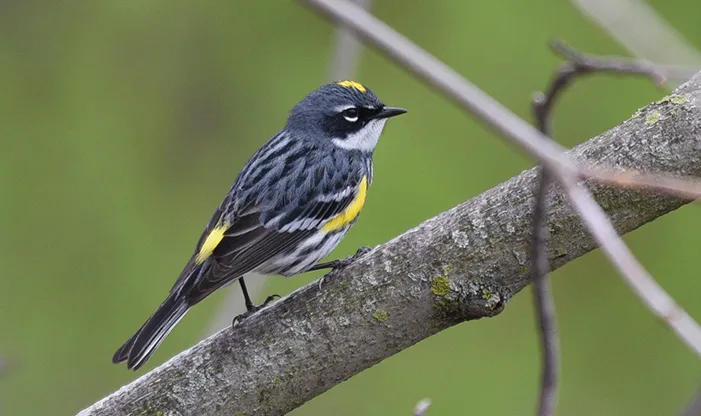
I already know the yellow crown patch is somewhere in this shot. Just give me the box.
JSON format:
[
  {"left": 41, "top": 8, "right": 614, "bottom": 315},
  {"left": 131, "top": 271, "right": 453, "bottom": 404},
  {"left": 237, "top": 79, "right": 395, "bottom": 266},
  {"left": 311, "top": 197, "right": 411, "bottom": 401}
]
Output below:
[{"left": 336, "top": 80, "right": 367, "bottom": 93}]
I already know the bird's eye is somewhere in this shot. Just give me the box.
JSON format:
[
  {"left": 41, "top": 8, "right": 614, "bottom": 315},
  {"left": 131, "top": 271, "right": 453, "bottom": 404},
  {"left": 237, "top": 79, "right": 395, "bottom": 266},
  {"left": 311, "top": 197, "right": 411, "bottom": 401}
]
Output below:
[{"left": 342, "top": 107, "right": 359, "bottom": 122}]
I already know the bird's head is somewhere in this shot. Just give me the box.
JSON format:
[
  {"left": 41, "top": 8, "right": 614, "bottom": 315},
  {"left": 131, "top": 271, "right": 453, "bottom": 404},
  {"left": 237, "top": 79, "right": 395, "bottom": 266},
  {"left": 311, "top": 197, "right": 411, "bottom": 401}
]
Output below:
[{"left": 285, "top": 80, "right": 407, "bottom": 152}]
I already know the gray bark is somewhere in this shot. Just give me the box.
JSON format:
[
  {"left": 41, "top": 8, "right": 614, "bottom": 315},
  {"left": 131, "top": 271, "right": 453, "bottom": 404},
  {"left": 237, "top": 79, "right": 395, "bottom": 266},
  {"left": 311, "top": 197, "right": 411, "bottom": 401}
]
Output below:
[{"left": 78, "top": 74, "right": 701, "bottom": 416}]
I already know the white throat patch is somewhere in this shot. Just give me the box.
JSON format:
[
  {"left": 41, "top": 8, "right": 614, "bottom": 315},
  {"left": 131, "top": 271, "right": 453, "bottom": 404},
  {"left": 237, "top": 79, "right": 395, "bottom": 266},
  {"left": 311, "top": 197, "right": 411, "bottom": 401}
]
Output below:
[{"left": 331, "top": 119, "right": 387, "bottom": 152}]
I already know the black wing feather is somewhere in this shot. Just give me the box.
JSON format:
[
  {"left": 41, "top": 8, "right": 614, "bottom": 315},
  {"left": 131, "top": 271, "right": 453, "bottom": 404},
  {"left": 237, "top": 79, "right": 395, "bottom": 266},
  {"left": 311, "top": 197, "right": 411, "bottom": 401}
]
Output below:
[
  {"left": 180, "top": 165, "right": 363, "bottom": 306},
  {"left": 183, "top": 212, "right": 315, "bottom": 305}
]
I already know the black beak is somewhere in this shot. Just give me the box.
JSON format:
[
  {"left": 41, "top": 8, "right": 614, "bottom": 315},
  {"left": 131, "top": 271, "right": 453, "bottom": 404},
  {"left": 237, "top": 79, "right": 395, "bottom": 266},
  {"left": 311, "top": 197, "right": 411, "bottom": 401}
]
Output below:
[{"left": 374, "top": 106, "right": 408, "bottom": 119}]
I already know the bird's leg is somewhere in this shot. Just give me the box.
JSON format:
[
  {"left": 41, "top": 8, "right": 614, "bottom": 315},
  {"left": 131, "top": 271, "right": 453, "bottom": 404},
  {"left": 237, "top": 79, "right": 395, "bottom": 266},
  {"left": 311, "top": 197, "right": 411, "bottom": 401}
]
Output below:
[
  {"left": 233, "top": 246, "right": 373, "bottom": 325},
  {"left": 232, "top": 277, "right": 280, "bottom": 326},
  {"left": 239, "top": 277, "right": 256, "bottom": 311},
  {"left": 310, "top": 246, "right": 372, "bottom": 291},
  {"left": 309, "top": 246, "right": 372, "bottom": 272}
]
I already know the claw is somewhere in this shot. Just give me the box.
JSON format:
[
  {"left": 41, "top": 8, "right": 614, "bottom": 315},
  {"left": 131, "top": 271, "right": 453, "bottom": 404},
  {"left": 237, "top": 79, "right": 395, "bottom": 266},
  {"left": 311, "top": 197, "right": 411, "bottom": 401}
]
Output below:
[
  {"left": 263, "top": 294, "right": 281, "bottom": 306},
  {"left": 353, "top": 245, "right": 372, "bottom": 258},
  {"left": 310, "top": 246, "right": 373, "bottom": 273},
  {"left": 313, "top": 246, "right": 373, "bottom": 292}
]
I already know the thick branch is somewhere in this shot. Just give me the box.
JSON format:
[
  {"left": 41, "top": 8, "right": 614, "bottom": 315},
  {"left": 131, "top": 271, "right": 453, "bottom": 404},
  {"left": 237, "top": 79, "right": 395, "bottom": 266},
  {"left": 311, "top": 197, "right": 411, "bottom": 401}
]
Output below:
[{"left": 80, "top": 72, "right": 701, "bottom": 416}]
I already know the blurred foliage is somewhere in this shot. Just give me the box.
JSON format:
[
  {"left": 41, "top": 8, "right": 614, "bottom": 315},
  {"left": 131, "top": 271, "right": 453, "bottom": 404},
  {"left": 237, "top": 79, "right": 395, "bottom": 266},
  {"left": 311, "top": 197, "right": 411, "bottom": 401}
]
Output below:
[{"left": 1, "top": 1, "right": 701, "bottom": 415}]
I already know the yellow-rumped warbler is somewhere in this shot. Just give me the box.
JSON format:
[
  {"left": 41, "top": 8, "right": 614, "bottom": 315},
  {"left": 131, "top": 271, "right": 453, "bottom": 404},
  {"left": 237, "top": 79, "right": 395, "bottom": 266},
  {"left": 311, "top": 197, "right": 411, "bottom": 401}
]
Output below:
[{"left": 112, "top": 80, "right": 406, "bottom": 369}]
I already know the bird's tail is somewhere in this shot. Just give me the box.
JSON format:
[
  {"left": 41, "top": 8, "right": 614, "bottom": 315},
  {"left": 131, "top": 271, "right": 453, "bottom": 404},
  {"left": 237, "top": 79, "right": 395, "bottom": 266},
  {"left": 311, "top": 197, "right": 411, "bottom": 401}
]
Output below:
[{"left": 112, "top": 295, "right": 189, "bottom": 370}]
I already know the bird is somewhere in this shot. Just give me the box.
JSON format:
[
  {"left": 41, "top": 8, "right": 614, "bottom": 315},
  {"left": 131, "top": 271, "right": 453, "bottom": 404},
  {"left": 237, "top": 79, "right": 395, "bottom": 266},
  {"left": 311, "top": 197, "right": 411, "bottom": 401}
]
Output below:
[{"left": 112, "top": 80, "right": 407, "bottom": 370}]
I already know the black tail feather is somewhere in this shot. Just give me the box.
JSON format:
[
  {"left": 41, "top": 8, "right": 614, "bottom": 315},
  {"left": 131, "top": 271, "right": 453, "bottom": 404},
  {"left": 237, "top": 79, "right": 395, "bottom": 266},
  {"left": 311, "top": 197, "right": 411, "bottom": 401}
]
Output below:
[{"left": 112, "top": 295, "right": 189, "bottom": 370}]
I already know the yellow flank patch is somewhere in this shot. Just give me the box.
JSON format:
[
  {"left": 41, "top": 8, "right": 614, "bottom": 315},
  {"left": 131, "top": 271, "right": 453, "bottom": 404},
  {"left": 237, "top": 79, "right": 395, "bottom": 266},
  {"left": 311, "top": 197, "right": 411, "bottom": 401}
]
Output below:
[
  {"left": 337, "top": 80, "right": 367, "bottom": 93},
  {"left": 322, "top": 176, "right": 368, "bottom": 232},
  {"left": 195, "top": 223, "right": 229, "bottom": 264}
]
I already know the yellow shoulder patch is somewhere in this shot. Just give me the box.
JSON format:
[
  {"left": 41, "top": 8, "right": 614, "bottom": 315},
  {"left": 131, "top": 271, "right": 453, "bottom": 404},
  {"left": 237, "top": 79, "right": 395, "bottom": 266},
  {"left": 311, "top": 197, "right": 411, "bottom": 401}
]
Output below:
[
  {"left": 322, "top": 176, "right": 368, "bottom": 232},
  {"left": 195, "top": 223, "right": 229, "bottom": 264},
  {"left": 336, "top": 80, "right": 367, "bottom": 93}
]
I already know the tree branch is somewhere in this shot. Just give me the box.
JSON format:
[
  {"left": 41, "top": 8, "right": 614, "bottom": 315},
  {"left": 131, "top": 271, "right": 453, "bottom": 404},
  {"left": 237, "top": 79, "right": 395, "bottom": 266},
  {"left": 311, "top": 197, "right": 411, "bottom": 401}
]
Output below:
[
  {"left": 294, "top": 0, "right": 701, "bottom": 358},
  {"left": 79, "top": 68, "right": 701, "bottom": 415}
]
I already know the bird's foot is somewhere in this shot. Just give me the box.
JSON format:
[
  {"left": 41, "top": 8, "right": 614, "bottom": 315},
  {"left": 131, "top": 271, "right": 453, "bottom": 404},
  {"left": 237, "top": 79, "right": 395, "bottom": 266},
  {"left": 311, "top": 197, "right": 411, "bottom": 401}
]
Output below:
[
  {"left": 312, "top": 246, "right": 372, "bottom": 290},
  {"left": 232, "top": 294, "right": 281, "bottom": 326},
  {"left": 311, "top": 246, "right": 372, "bottom": 272}
]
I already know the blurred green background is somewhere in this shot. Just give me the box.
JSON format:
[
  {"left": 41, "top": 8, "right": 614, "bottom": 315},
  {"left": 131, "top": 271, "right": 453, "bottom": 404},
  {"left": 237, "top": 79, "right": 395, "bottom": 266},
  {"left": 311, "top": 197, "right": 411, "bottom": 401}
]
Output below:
[{"left": 2, "top": 1, "right": 701, "bottom": 415}]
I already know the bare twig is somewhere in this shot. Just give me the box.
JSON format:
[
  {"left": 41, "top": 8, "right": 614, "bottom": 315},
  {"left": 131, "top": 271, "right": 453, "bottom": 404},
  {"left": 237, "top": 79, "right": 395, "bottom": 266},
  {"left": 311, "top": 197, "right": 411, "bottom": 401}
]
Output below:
[
  {"left": 530, "top": 168, "right": 559, "bottom": 416},
  {"left": 538, "top": 42, "right": 701, "bottom": 360},
  {"left": 580, "top": 168, "right": 701, "bottom": 201},
  {"left": 413, "top": 398, "right": 431, "bottom": 416},
  {"left": 531, "top": 47, "right": 562, "bottom": 415},
  {"left": 531, "top": 89, "right": 560, "bottom": 416},
  {"left": 299, "top": 0, "right": 701, "bottom": 359},
  {"left": 563, "top": 173, "right": 701, "bottom": 352},
  {"left": 537, "top": 41, "right": 701, "bottom": 199},
  {"left": 529, "top": 39, "right": 680, "bottom": 416},
  {"left": 546, "top": 41, "right": 668, "bottom": 87}
]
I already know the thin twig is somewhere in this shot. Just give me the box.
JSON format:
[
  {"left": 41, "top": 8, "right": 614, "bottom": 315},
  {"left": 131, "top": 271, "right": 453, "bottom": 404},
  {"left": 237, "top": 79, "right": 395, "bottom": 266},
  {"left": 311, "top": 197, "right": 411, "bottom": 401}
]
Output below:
[
  {"left": 531, "top": 43, "right": 563, "bottom": 415},
  {"left": 565, "top": 173, "right": 701, "bottom": 350},
  {"left": 530, "top": 87, "right": 560, "bottom": 416},
  {"left": 538, "top": 41, "right": 701, "bottom": 358},
  {"left": 539, "top": 40, "right": 701, "bottom": 197},
  {"left": 530, "top": 167, "right": 559, "bottom": 416},
  {"left": 542, "top": 43, "right": 701, "bottom": 200},
  {"left": 529, "top": 39, "right": 689, "bottom": 416},
  {"left": 581, "top": 168, "right": 701, "bottom": 201},
  {"left": 299, "top": 0, "right": 701, "bottom": 359},
  {"left": 547, "top": 41, "right": 668, "bottom": 87}
]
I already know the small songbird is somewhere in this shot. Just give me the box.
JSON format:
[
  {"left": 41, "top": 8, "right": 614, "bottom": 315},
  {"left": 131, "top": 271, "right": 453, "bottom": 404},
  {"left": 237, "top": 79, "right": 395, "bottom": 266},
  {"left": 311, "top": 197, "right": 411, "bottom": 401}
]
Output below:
[{"left": 112, "top": 80, "right": 407, "bottom": 370}]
